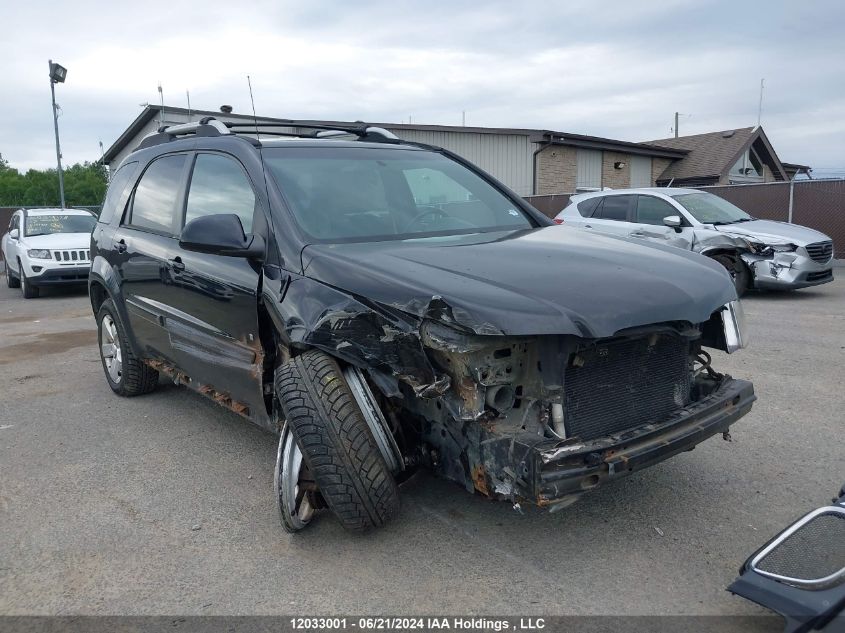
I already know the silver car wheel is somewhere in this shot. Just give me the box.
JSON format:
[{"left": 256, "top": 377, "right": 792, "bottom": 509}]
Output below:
[
  {"left": 100, "top": 314, "right": 123, "bottom": 384},
  {"left": 275, "top": 420, "right": 315, "bottom": 532}
]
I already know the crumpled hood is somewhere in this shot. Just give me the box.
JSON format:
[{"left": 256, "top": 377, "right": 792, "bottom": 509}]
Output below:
[
  {"left": 714, "top": 220, "right": 830, "bottom": 246},
  {"left": 21, "top": 232, "right": 91, "bottom": 250},
  {"left": 301, "top": 226, "right": 736, "bottom": 338}
]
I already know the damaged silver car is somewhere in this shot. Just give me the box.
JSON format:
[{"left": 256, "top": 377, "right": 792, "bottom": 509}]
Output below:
[
  {"left": 557, "top": 188, "right": 834, "bottom": 295},
  {"left": 89, "top": 119, "right": 756, "bottom": 533}
]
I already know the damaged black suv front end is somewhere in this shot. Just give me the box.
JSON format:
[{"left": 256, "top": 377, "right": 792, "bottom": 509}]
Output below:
[{"left": 407, "top": 309, "right": 754, "bottom": 509}]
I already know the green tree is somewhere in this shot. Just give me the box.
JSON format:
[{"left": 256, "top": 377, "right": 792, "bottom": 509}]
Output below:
[{"left": 0, "top": 157, "right": 107, "bottom": 207}]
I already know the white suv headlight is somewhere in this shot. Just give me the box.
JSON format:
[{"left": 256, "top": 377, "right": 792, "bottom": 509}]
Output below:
[
  {"left": 27, "top": 249, "right": 52, "bottom": 259},
  {"left": 722, "top": 300, "right": 748, "bottom": 353}
]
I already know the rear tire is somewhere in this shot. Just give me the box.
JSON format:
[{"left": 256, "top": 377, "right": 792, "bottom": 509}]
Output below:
[
  {"left": 712, "top": 253, "right": 749, "bottom": 297},
  {"left": 6, "top": 263, "right": 20, "bottom": 288},
  {"left": 96, "top": 299, "right": 159, "bottom": 396},
  {"left": 275, "top": 350, "right": 400, "bottom": 532},
  {"left": 19, "top": 261, "right": 39, "bottom": 298}
]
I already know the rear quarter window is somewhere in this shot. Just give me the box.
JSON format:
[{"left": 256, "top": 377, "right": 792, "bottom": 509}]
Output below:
[
  {"left": 98, "top": 161, "right": 139, "bottom": 225},
  {"left": 576, "top": 196, "right": 602, "bottom": 217}
]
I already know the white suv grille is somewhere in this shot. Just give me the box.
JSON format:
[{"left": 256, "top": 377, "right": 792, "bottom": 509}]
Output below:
[{"left": 53, "top": 250, "right": 90, "bottom": 263}]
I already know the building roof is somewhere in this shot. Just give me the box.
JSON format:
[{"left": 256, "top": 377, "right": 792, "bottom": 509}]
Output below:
[
  {"left": 103, "top": 105, "right": 688, "bottom": 163},
  {"left": 645, "top": 126, "right": 789, "bottom": 184}
]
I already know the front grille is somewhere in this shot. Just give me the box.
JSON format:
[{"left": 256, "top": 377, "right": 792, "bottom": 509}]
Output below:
[
  {"left": 754, "top": 511, "right": 845, "bottom": 584},
  {"left": 805, "top": 241, "right": 833, "bottom": 264},
  {"left": 563, "top": 333, "right": 691, "bottom": 441},
  {"left": 806, "top": 270, "right": 833, "bottom": 282},
  {"left": 53, "top": 249, "right": 90, "bottom": 262}
]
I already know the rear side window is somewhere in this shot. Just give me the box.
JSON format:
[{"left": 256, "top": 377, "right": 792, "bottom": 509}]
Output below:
[
  {"left": 185, "top": 154, "right": 256, "bottom": 233},
  {"left": 576, "top": 197, "right": 602, "bottom": 217},
  {"left": 99, "top": 161, "right": 138, "bottom": 225},
  {"left": 595, "top": 195, "right": 632, "bottom": 221},
  {"left": 636, "top": 195, "right": 679, "bottom": 226},
  {"left": 129, "top": 154, "right": 188, "bottom": 234}
]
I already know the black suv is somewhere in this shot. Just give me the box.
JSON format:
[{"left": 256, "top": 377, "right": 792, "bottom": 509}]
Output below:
[{"left": 89, "top": 118, "right": 755, "bottom": 532}]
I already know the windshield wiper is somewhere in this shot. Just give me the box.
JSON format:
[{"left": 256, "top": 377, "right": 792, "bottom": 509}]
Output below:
[
  {"left": 732, "top": 218, "right": 753, "bottom": 223},
  {"left": 25, "top": 232, "right": 49, "bottom": 236}
]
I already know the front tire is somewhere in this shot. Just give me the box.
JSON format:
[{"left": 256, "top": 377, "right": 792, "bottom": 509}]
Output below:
[
  {"left": 97, "top": 299, "right": 159, "bottom": 396},
  {"left": 275, "top": 350, "right": 400, "bottom": 532},
  {"left": 19, "top": 261, "right": 39, "bottom": 298},
  {"left": 712, "top": 253, "right": 749, "bottom": 297},
  {"left": 6, "top": 260, "right": 20, "bottom": 288}
]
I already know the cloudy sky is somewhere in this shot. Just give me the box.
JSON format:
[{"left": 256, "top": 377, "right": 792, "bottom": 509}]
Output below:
[{"left": 2, "top": 0, "right": 844, "bottom": 177}]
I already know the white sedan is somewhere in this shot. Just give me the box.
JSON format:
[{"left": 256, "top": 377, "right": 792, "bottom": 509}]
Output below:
[{"left": 2, "top": 208, "right": 96, "bottom": 298}]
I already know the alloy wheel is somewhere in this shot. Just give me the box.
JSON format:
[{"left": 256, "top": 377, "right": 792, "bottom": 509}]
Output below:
[{"left": 100, "top": 314, "right": 123, "bottom": 384}]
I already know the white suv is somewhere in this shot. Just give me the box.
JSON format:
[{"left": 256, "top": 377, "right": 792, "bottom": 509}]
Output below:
[{"left": 2, "top": 208, "right": 97, "bottom": 298}]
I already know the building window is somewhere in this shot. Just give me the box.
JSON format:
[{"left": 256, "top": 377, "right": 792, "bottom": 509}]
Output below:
[
  {"left": 729, "top": 148, "right": 764, "bottom": 182},
  {"left": 576, "top": 149, "right": 602, "bottom": 190}
]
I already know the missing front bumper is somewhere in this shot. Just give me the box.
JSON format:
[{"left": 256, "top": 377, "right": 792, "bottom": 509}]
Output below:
[{"left": 474, "top": 377, "right": 756, "bottom": 507}]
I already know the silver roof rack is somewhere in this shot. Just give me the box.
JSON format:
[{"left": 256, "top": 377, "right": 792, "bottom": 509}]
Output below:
[{"left": 158, "top": 118, "right": 230, "bottom": 136}]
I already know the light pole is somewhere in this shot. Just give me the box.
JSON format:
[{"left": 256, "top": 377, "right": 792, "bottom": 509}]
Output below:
[{"left": 48, "top": 60, "right": 67, "bottom": 208}]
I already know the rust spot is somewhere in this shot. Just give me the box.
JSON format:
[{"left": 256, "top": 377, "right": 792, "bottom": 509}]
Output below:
[
  {"left": 471, "top": 464, "right": 490, "bottom": 496},
  {"left": 144, "top": 359, "right": 250, "bottom": 418}
]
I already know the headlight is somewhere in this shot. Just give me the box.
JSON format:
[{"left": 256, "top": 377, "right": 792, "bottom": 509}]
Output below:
[
  {"left": 27, "top": 249, "right": 52, "bottom": 259},
  {"left": 746, "top": 241, "right": 796, "bottom": 255},
  {"left": 722, "top": 300, "right": 748, "bottom": 353}
]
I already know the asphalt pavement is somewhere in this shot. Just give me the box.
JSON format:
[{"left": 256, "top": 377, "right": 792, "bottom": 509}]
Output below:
[{"left": 0, "top": 276, "right": 843, "bottom": 625}]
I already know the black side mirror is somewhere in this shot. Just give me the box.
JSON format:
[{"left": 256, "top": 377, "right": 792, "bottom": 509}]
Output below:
[{"left": 179, "top": 214, "right": 265, "bottom": 259}]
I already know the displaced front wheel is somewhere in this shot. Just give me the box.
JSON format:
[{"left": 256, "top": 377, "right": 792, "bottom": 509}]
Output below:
[
  {"left": 275, "top": 350, "right": 400, "bottom": 532},
  {"left": 712, "top": 253, "right": 749, "bottom": 297},
  {"left": 275, "top": 419, "right": 317, "bottom": 532}
]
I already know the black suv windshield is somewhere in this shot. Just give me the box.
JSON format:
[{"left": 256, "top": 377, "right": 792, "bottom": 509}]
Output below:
[
  {"left": 671, "top": 192, "right": 753, "bottom": 225},
  {"left": 264, "top": 147, "right": 533, "bottom": 242},
  {"left": 25, "top": 214, "right": 96, "bottom": 236}
]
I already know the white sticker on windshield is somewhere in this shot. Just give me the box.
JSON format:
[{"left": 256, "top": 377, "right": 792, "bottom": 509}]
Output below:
[{"left": 507, "top": 209, "right": 519, "bottom": 216}]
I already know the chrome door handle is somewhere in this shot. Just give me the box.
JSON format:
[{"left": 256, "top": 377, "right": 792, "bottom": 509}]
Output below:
[
  {"left": 629, "top": 231, "right": 645, "bottom": 237},
  {"left": 584, "top": 224, "right": 593, "bottom": 229}
]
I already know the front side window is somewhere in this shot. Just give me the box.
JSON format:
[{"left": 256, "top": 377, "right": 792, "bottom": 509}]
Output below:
[
  {"left": 24, "top": 214, "right": 96, "bottom": 236},
  {"left": 672, "top": 192, "right": 752, "bottom": 225},
  {"left": 636, "top": 196, "right": 679, "bottom": 226},
  {"left": 595, "top": 195, "right": 632, "bottom": 221},
  {"left": 264, "top": 147, "right": 533, "bottom": 242},
  {"left": 185, "top": 154, "right": 256, "bottom": 233},
  {"left": 129, "top": 154, "right": 188, "bottom": 234}
]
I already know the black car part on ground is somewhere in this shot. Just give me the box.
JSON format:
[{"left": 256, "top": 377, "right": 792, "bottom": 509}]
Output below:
[{"left": 728, "top": 485, "right": 845, "bottom": 633}]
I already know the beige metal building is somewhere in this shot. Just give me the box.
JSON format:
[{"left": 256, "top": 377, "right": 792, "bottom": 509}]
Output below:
[{"left": 102, "top": 105, "right": 688, "bottom": 197}]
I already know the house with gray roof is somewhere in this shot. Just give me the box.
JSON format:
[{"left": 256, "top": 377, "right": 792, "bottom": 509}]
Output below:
[{"left": 646, "top": 126, "right": 793, "bottom": 187}]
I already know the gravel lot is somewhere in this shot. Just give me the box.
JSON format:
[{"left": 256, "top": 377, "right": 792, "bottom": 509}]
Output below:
[{"left": 0, "top": 274, "right": 843, "bottom": 624}]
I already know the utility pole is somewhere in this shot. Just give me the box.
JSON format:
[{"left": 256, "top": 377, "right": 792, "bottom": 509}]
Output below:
[
  {"left": 674, "top": 111, "right": 679, "bottom": 138},
  {"left": 757, "top": 78, "right": 765, "bottom": 128},
  {"left": 48, "top": 59, "right": 67, "bottom": 209},
  {"left": 158, "top": 82, "right": 164, "bottom": 125}
]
